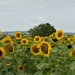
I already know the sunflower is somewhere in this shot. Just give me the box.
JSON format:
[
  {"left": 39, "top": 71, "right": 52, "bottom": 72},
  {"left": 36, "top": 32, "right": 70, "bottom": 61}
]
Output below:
[
  {"left": 34, "top": 36, "right": 41, "bottom": 43},
  {"left": 0, "top": 47, "right": 5, "bottom": 59},
  {"left": 50, "top": 33, "right": 55, "bottom": 38},
  {"left": 55, "top": 30, "right": 64, "bottom": 40},
  {"left": 5, "top": 63, "right": 11, "bottom": 66},
  {"left": 4, "top": 43, "right": 14, "bottom": 54},
  {"left": 30, "top": 44, "right": 41, "bottom": 55},
  {"left": 50, "top": 41, "right": 55, "bottom": 48},
  {"left": 63, "top": 35, "right": 68, "bottom": 41},
  {"left": 18, "top": 65, "right": 24, "bottom": 70},
  {"left": 14, "top": 31, "right": 22, "bottom": 40},
  {"left": 27, "top": 34, "right": 32, "bottom": 39},
  {"left": 2, "top": 36, "right": 12, "bottom": 43},
  {"left": 40, "top": 42, "right": 51, "bottom": 57},
  {"left": 43, "top": 37, "right": 49, "bottom": 42},
  {"left": 21, "top": 38, "right": 28, "bottom": 45},
  {"left": 60, "top": 40, "right": 64, "bottom": 44},
  {"left": 70, "top": 49, "right": 75, "bottom": 57}
]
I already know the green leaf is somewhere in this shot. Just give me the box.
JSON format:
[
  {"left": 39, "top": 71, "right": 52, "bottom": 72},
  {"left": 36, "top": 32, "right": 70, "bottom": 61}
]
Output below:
[
  {"left": 67, "top": 69, "right": 73, "bottom": 75},
  {"left": 51, "top": 47, "right": 58, "bottom": 52},
  {"left": 5, "top": 72, "right": 14, "bottom": 75},
  {"left": 34, "top": 71, "right": 43, "bottom": 75},
  {"left": 57, "top": 44, "right": 68, "bottom": 50},
  {"left": 36, "top": 61, "right": 50, "bottom": 70},
  {"left": 70, "top": 61, "right": 75, "bottom": 70},
  {"left": 72, "top": 44, "right": 75, "bottom": 48},
  {"left": 0, "top": 71, "right": 2, "bottom": 75},
  {"left": 69, "top": 56, "right": 75, "bottom": 60},
  {"left": 46, "top": 72, "right": 55, "bottom": 75},
  {"left": 50, "top": 73, "right": 55, "bottom": 75}
]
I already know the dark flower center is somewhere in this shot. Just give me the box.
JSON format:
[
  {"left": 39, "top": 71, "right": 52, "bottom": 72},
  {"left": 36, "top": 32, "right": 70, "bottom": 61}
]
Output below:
[
  {"left": 16, "top": 33, "right": 20, "bottom": 38},
  {"left": 0, "top": 50, "right": 2, "bottom": 56},
  {"left": 41, "top": 43, "right": 48, "bottom": 54},
  {"left": 58, "top": 33, "right": 62, "bottom": 37},
  {"left": 23, "top": 40, "right": 26, "bottom": 43},
  {"left": 36, "top": 38, "right": 40, "bottom": 41},
  {"left": 32, "top": 46, "right": 39, "bottom": 53},
  {"left": 19, "top": 66, "right": 24, "bottom": 70}
]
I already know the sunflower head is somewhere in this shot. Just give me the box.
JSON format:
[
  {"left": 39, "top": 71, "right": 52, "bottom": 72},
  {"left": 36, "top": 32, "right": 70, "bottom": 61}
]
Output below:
[
  {"left": 2, "top": 36, "right": 12, "bottom": 43},
  {"left": 63, "top": 35, "right": 68, "bottom": 40},
  {"left": 5, "top": 63, "right": 11, "bottom": 66},
  {"left": 14, "top": 31, "right": 22, "bottom": 40},
  {"left": 55, "top": 30, "right": 64, "bottom": 40},
  {"left": 21, "top": 38, "right": 28, "bottom": 45},
  {"left": 40, "top": 42, "right": 51, "bottom": 57},
  {"left": 43, "top": 37, "right": 49, "bottom": 42},
  {"left": 18, "top": 65, "right": 24, "bottom": 70},
  {"left": 0, "top": 47, "right": 5, "bottom": 59},
  {"left": 30, "top": 44, "right": 41, "bottom": 55},
  {"left": 50, "top": 41, "right": 55, "bottom": 48},
  {"left": 34, "top": 36, "right": 41, "bottom": 43},
  {"left": 50, "top": 33, "right": 55, "bottom": 38},
  {"left": 27, "top": 34, "right": 32, "bottom": 39},
  {"left": 4, "top": 43, "right": 14, "bottom": 54},
  {"left": 70, "top": 49, "right": 75, "bottom": 57}
]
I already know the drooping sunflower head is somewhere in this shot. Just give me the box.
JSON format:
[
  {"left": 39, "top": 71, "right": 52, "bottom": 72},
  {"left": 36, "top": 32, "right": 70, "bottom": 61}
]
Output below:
[
  {"left": 40, "top": 42, "right": 51, "bottom": 57},
  {"left": 18, "top": 65, "right": 24, "bottom": 70},
  {"left": 14, "top": 31, "right": 22, "bottom": 40},
  {"left": 34, "top": 36, "right": 41, "bottom": 43},
  {"left": 55, "top": 30, "right": 64, "bottom": 40},
  {"left": 0, "top": 47, "right": 6, "bottom": 59},
  {"left": 70, "top": 49, "right": 75, "bottom": 57},
  {"left": 63, "top": 35, "right": 68, "bottom": 40},
  {"left": 21, "top": 38, "right": 28, "bottom": 45},
  {"left": 43, "top": 37, "right": 49, "bottom": 42},
  {"left": 5, "top": 63, "right": 11, "bottom": 66},
  {"left": 2, "top": 36, "right": 12, "bottom": 43},
  {"left": 4, "top": 43, "right": 14, "bottom": 54},
  {"left": 50, "top": 41, "right": 55, "bottom": 48},
  {"left": 30, "top": 44, "right": 41, "bottom": 55},
  {"left": 27, "top": 34, "right": 32, "bottom": 39},
  {"left": 50, "top": 33, "right": 55, "bottom": 38},
  {"left": 60, "top": 40, "right": 64, "bottom": 44}
]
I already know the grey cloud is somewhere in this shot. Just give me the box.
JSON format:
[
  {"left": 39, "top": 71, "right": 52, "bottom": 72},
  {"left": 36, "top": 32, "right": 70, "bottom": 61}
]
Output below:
[{"left": 0, "top": 0, "right": 75, "bottom": 32}]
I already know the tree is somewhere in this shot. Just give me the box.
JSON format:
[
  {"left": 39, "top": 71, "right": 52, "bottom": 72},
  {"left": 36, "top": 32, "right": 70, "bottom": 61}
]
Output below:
[{"left": 28, "top": 23, "right": 56, "bottom": 37}]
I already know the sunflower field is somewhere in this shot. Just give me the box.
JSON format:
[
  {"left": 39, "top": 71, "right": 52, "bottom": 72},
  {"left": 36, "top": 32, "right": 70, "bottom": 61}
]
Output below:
[{"left": 0, "top": 30, "right": 75, "bottom": 75}]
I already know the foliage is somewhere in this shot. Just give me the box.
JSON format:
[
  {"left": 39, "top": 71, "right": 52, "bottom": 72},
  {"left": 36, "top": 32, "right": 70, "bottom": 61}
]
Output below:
[
  {"left": 28, "top": 23, "right": 56, "bottom": 37},
  {"left": 0, "top": 30, "right": 75, "bottom": 75}
]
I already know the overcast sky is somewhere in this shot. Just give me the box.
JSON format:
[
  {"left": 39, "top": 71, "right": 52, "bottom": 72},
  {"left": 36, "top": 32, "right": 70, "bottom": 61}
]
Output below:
[{"left": 0, "top": 0, "right": 75, "bottom": 32}]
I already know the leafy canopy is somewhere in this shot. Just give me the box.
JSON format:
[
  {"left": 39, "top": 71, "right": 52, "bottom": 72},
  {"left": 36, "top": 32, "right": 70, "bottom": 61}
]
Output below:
[{"left": 28, "top": 23, "right": 56, "bottom": 37}]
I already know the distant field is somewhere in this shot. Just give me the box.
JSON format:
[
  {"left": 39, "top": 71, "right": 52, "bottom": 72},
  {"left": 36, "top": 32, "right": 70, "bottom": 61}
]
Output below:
[{"left": 2, "top": 31, "right": 75, "bottom": 36}]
